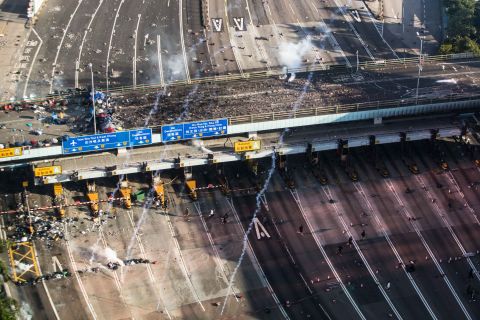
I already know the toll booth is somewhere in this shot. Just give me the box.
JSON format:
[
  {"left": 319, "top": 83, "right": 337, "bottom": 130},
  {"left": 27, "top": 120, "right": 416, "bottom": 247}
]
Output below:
[
  {"left": 52, "top": 183, "right": 65, "bottom": 218},
  {"left": 369, "top": 135, "right": 389, "bottom": 178},
  {"left": 246, "top": 159, "right": 259, "bottom": 176},
  {"left": 338, "top": 140, "right": 358, "bottom": 181},
  {"left": 119, "top": 180, "right": 132, "bottom": 209},
  {"left": 86, "top": 181, "right": 99, "bottom": 216},
  {"left": 431, "top": 129, "right": 449, "bottom": 170},
  {"left": 152, "top": 175, "right": 167, "bottom": 208},
  {"left": 186, "top": 180, "right": 197, "bottom": 200},
  {"left": 400, "top": 133, "right": 419, "bottom": 174}
]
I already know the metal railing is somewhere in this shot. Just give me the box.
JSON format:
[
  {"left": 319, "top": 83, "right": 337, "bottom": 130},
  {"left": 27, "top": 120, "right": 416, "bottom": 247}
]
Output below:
[
  {"left": 226, "top": 93, "right": 480, "bottom": 125},
  {"left": 4, "top": 53, "right": 478, "bottom": 106}
]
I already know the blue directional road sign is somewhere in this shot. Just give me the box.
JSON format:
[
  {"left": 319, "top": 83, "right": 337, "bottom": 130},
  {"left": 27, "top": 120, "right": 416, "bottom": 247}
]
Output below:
[
  {"left": 129, "top": 128, "right": 152, "bottom": 146},
  {"left": 183, "top": 119, "right": 228, "bottom": 139},
  {"left": 162, "top": 124, "right": 184, "bottom": 142},
  {"left": 62, "top": 131, "right": 130, "bottom": 154}
]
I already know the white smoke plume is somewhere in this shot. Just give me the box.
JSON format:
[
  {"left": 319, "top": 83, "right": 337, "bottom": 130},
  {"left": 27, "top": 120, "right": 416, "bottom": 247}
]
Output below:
[
  {"left": 278, "top": 37, "right": 312, "bottom": 69},
  {"left": 88, "top": 245, "right": 124, "bottom": 266},
  {"left": 191, "top": 139, "right": 213, "bottom": 154}
]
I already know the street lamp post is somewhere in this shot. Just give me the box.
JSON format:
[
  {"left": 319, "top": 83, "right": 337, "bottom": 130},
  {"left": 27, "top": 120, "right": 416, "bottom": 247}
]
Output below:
[
  {"left": 88, "top": 63, "right": 97, "bottom": 134},
  {"left": 356, "top": 50, "right": 359, "bottom": 73},
  {"left": 415, "top": 35, "right": 423, "bottom": 105}
]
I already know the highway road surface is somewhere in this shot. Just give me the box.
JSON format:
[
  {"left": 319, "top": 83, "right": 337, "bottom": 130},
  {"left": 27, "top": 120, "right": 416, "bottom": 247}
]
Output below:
[{"left": 6, "top": 0, "right": 442, "bottom": 99}]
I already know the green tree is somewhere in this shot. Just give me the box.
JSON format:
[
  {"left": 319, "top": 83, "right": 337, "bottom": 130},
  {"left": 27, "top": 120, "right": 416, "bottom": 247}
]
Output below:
[{"left": 439, "top": 42, "right": 454, "bottom": 54}]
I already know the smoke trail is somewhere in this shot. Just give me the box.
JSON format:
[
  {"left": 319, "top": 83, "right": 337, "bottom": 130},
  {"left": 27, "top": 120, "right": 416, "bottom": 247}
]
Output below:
[
  {"left": 88, "top": 89, "right": 165, "bottom": 266},
  {"left": 177, "top": 84, "right": 199, "bottom": 121},
  {"left": 144, "top": 87, "right": 166, "bottom": 126},
  {"left": 221, "top": 72, "right": 313, "bottom": 314}
]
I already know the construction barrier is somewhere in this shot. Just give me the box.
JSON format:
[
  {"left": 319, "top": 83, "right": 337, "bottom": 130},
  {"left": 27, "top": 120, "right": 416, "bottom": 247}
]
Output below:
[{"left": 8, "top": 242, "right": 40, "bottom": 283}]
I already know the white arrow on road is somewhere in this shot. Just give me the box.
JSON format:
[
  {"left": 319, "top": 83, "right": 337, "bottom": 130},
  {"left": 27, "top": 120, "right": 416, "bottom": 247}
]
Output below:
[
  {"left": 351, "top": 10, "right": 361, "bottom": 22},
  {"left": 253, "top": 217, "right": 270, "bottom": 240}
]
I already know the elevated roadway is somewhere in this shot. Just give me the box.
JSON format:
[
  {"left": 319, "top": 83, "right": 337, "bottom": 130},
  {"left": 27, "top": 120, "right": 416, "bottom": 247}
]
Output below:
[
  {"left": 30, "top": 116, "right": 464, "bottom": 184},
  {"left": 1, "top": 54, "right": 479, "bottom": 166}
]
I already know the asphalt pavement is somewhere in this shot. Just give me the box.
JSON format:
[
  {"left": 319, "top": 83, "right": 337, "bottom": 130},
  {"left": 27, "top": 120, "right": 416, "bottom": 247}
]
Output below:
[{"left": 5, "top": 0, "right": 443, "bottom": 98}]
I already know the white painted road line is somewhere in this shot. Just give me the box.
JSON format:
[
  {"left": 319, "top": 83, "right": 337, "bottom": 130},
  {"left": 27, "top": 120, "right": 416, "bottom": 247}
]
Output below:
[
  {"left": 332, "top": 0, "right": 375, "bottom": 61},
  {"left": 23, "top": 28, "right": 43, "bottom": 98},
  {"left": 222, "top": 0, "right": 244, "bottom": 76},
  {"left": 164, "top": 193, "right": 205, "bottom": 311},
  {"left": 289, "top": 189, "right": 366, "bottom": 320},
  {"left": 178, "top": 0, "right": 191, "bottom": 83},
  {"left": 193, "top": 202, "right": 240, "bottom": 302},
  {"left": 353, "top": 182, "right": 438, "bottom": 319},
  {"left": 226, "top": 198, "right": 290, "bottom": 319},
  {"left": 76, "top": 0, "right": 104, "bottom": 89},
  {"left": 322, "top": 186, "right": 403, "bottom": 320},
  {"left": 32, "top": 242, "right": 61, "bottom": 320},
  {"left": 415, "top": 174, "right": 480, "bottom": 283},
  {"left": 49, "top": 0, "right": 83, "bottom": 94},
  {"left": 446, "top": 170, "right": 480, "bottom": 225},
  {"left": 157, "top": 35, "right": 165, "bottom": 86},
  {"left": 125, "top": 209, "right": 171, "bottom": 319},
  {"left": 106, "top": 0, "right": 125, "bottom": 93},
  {"left": 133, "top": 14, "right": 142, "bottom": 89},
  {"left": 363, "top": 8, "right": 401, "bottom": 61},
  {"left": 385, "top": 179, "right": 473, "bottom": 320},
  {"left": 64, "top": 224, "right": 98, "bottom": 320}
]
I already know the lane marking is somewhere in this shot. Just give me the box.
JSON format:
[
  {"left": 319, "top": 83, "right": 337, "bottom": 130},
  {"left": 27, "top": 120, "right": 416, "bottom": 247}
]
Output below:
[
  {"left": 23, "top": 28, "right": 42, "bottom": 98},
  {"left": 415, "top": 174, "right": 480, "bottom": 282},
  {"left": 331, "top": 0, "right": 375, "bottom": 61},
  {"left": 282, "top": 1, "right": 333, "bottom": 69},
  {"left": 304, "top": 0, "right": 352, "bottom": 67},
  {"left": 106, "top": 0, "right": 126, "bottom": 93},
  {"left": 133, "top": 14, "right": 142, "bottom": 89},
  {"left": 193, "top": 202, "right": 240, "bottom": 302},
  {"left": 226, "top": 198, "right": 289, "bottom": 319},
  {"left": 445, "top": 170, "right": 480, "bottom": 224},
  {"left": 157, "top": 35, "right": 165, "bottom": 87},
  {"left": 125, "top": 209, "right": 171, "bottom": 318},
  {"left": 51, "top": 256, "right": 63, "bottom": 272},
  {"left": 164, "top": 192, "right": 205, "bottom": 311},
  {"left": 385, "top": 179, "right": 473, "bottom": 320},
  {"left": 243, "top": 0, "right": 272, "bottom": 72},
  {"left": 362, "top": 7, "right": 401, "bottom": 61},
  {"left": 322, "top": 185, "right": 404, "bottom": 319},
  {"left": 64, "top": 224, "right": 98, "bottom": 319},
  {"left": 178, "top": 0, "right": 191, "bottom": 83},
  {"left": 31, "top": 242, "right": 61, "bottom": 320},
  {"left": 223, "top": 0, "right": 244, "bottom": 76},
  {"left": 76, "top": 0, "right": 104, "bottom": 89},
  {"left": 353, "top": 182, "right": 438, "bottom": 319},
  {"left": 289, "top": 188, "right": 366, "bottom": 320},
  {"left": 49, "top": 0, "right": 83, "bottom": 94}
]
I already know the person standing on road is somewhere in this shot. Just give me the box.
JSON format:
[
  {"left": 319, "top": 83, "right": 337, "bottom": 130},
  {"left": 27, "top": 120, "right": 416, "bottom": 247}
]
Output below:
[
  {"left": 221, "top": 212, "right": 229, "bottom": 224},
  {"left": 361, "top": 230, "right": 366, "bottom": 239},
  {"left": 337, "top": 245, "right": 343, "bottom": 255},
  {"left": 298, "top": 225, "right": 304, "bottom": 235}
]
